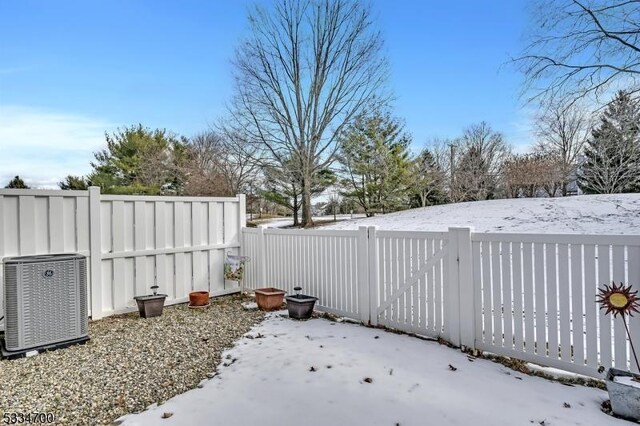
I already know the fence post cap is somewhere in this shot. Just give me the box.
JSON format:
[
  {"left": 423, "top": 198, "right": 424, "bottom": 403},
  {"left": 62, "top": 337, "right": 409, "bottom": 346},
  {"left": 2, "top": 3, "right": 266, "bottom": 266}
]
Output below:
[{"left": 448, "top": 226, "right": 473, "bottom": 232}]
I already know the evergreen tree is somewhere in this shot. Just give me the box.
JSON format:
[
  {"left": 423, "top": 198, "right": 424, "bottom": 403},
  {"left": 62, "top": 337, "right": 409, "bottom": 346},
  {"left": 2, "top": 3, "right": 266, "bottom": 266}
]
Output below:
[
  {"left": 261, "top": 158, "right": 304, "bottom": 226},
  {"left": 338, "top": 110, "right": 412, "bottom": 216},
  {"left": 5, "top": 175, "right": 29, "bottom": 189},
  {"left": 451, "top": 122, "right": 509, "bottom": 201},
  {"left": 454, "top": 146, "right": 494, "bottom": 201},
  {"left": 578, "top": 91, "right": 640, "bottom": 194},
  {"left": 89, "top": 124, "right": 186, "bottom": 195},
  {"left": 409, "top": 149, "right": 448, "bottom": 208},
  {"left": 59, "top": 175, "right": 89, "bottom": 190},
  {"left": 261, "top": 158, "right": 335, "bottom": 226}
]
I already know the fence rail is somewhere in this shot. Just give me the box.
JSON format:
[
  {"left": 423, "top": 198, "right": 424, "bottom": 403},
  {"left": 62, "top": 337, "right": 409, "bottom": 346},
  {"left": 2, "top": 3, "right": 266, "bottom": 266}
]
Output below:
[
  {"left": 243, "top": 226, "right": 640, "bottom": 378},
  {"left": 0, "top": 188, "right": 245, "bottom": 321}
]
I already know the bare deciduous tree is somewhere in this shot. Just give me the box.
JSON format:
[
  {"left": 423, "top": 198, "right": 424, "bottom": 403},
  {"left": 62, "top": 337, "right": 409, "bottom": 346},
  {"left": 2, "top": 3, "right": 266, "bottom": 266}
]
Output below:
[
  {"left": 229, "top": 0, "right": 388, "bottom": 227},
  {"left": 181, "top": 131, "right": 262, "bottom": 196},
  {"left": 534, "top": 100, "right": 592, "bottom": 195},
  {"left": 217, "top": 131, "right": 263, "bottom": 195},
  {"left": 424, "top": 138, "right": 456, "bottom": 198},
  {"left": 515, "top": 0, "right": 640, "bottom": 105},
  {"left": 503, "top": 153, "right": 565, "bottom": 198},
  {"left": 181, "top": 132, "right": 231, "bottom": 196}
]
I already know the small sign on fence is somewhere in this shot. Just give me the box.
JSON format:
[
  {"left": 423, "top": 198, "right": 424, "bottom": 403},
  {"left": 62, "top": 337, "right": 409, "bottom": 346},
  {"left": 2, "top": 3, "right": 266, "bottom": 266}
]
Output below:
[{"left": 224, "top": 252, "right": 250, "bottom": 282}]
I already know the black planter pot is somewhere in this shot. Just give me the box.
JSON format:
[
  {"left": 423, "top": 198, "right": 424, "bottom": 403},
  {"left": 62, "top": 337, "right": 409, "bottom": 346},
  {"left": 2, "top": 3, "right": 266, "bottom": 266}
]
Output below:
[
  {"left": 285, "top": 294, "right": 318, "bottom": 320},
  {"left": 134, "top": 294, "right": 167, "bottom": 318}
]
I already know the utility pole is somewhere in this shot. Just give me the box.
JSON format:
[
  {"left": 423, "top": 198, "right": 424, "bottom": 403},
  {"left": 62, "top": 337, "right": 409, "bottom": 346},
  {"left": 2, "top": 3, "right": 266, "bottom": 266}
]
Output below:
[
  {"left": 448, "top": 143, "right": 456, "bottom": 200},
  {"left": 249, "top": 183, "right": 253, "bottom": 221}
]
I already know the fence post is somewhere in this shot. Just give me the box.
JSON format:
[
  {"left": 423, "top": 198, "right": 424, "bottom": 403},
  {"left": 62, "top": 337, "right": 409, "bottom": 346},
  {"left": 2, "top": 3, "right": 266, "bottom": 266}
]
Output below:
[
  {"left": 237, "top": 194, "right": 247, "bottom": 228},
  {"left": 456, "top": 227, "right": 475, "bottom": 349},
  {"left": 367, "top": 226, "right": 379, "bottom": 326},
  {"left": 446, "top": 227, "right": 474, "bottom": 348},
  {"left": 237, "top": 194, "right": 247, "bottom": 292},
  {"left": 446, "top": 228, "right": 461, "bottom": 345},
  {"left": 88, "top": 186, "right": 103, "bottom": 320},
  {"left": 357, "top": 226, "right": 370, "bottom": 324},
  {"left": 258, "top": 226, "right": 267, "bottom": 287}
]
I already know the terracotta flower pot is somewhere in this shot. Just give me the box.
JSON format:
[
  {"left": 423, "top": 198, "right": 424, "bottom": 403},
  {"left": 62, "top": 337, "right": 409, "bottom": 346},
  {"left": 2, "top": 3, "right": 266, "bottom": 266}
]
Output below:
[
  {"left": 189, "top": 291, "right": 210, "bottom": 307},
  {"left": 254, "top": 287, "right": 286, "bottom": 311}
]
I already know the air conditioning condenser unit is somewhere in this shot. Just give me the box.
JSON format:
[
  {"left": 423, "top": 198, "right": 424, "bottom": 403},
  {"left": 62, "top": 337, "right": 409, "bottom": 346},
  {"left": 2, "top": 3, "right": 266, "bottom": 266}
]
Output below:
[{"left": 1, "top": 254, "right": 89, "bottom": 358}]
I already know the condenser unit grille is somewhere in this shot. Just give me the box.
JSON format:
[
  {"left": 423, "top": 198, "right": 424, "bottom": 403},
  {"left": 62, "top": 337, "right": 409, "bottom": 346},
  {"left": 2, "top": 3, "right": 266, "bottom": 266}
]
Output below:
[
  {"left": 3, "top": 254, "right": 88, "bottom": 353},
  {"left": 4, "top": 264, "right": 18, "bottom": 349}
]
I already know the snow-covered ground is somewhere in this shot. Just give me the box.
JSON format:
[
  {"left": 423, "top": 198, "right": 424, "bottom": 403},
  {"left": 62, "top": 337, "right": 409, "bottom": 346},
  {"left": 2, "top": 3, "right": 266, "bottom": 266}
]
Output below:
[
  {"left": 253, "top": 214, "right": 366, "bottom": 228},
  {"left": 120, "top": 314, "right": 621, "bottom": 426},
  {"left": 322, "top": 194, "right": 640, "bottom": 234}
]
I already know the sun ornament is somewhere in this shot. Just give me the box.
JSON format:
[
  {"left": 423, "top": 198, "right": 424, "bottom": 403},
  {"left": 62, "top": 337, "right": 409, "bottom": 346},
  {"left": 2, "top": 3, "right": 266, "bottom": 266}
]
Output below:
[
  {"left": 597, "top": 281, "right": 640, "bottom": 317},
  {"left": 597, "top": 281, "right": 640, "bottom": 373}
]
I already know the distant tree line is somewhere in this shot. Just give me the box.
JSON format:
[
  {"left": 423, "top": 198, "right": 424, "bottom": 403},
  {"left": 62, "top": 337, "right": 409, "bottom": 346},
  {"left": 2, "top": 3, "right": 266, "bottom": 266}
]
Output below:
[
  {"left": 9, "top": 88, "right": 640, "bottom": 226},
  {"left": 9, "top": 83, "right": 624, "bottom": 223}
]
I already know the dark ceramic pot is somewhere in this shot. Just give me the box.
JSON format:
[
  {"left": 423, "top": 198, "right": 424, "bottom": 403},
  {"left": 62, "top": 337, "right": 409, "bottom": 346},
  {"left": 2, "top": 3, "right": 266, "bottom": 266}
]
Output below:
[
  {"left": 134, "top": 294, "right": 167, "bottom": 318},
  {"left": 285, "top": 294, "right": 318, "bottom": 320}
]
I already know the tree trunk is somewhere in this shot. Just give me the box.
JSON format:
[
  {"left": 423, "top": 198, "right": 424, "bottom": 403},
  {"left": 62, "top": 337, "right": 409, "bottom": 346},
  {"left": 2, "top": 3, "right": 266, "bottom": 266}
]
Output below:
[
  {"left": 301, "top": 176, "right": 314, "bottom": 228},
  {"left": 292, "top": 203, "right": 299, "bottom": 227}
]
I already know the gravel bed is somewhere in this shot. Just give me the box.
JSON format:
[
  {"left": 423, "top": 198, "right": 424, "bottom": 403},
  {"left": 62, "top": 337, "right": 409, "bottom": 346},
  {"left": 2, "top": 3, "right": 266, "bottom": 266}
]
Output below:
[{"left": 0, "top": 294, "right": 265, "bottom": 425}]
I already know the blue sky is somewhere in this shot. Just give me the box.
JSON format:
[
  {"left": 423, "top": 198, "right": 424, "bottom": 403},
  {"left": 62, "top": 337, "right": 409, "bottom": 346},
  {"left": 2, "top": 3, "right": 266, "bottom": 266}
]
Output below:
[{"left": 0, "top": 0, "right": 531, "bottom": 188}]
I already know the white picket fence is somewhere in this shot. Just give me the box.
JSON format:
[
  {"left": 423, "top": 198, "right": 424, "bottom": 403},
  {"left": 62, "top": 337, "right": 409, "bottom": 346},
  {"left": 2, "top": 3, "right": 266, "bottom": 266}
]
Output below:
[
  {"left": 472, "top": 233, "right": 640, "bottom": 377},
  {"left": 0, "top": 188, "right": 245, "bottom": 320},
  {"left": 243, "top": 226, "right": 640, "bottom": 378}
]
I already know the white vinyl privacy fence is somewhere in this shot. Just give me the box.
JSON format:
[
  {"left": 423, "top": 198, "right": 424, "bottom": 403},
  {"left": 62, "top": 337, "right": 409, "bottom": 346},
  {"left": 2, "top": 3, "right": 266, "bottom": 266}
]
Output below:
[
  {"left": 243, "top": 226, "right": 640, "bottom": 378},
  {"left": 0, "top": 188, "right": 245, "bottom": 320}
]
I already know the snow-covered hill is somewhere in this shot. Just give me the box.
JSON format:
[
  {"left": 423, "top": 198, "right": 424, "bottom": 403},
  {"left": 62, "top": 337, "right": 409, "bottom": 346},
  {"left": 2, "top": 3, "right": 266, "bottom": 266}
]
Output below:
[{"left": 321, "top": 194, "right": 640, "bottom": 234}]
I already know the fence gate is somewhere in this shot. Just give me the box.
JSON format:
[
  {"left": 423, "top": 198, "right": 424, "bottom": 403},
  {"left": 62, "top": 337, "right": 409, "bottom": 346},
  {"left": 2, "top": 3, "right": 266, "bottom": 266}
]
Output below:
[{"left": 373, "top": 230, "right": 450, "bottom": 339}]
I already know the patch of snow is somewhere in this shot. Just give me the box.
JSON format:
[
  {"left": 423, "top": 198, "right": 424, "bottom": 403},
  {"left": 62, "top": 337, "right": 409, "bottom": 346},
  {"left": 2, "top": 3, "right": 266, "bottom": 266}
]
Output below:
[
  {"left": 254, "top": 214, "right": 367, "bottom": 228},
  {"left": 119, "top": 316, "right": 622, "bottom": 425},
  {"left": 241, "top": 301, "right": 258, "bottom": 310},
  {"left": 321, "top": 194, "right": 640, "bottom": 234},
  {"left": 525, "top": 363, "right": 597, "bottom": 382}
]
